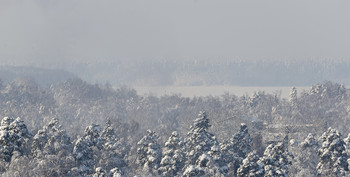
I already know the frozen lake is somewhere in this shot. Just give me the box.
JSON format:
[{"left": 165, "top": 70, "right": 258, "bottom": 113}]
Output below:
[{"left": 134, "top": 86, "right": 311, "bottom": 98}]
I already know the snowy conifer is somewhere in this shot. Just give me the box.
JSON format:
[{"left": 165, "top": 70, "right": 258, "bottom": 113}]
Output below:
[
  {"left": 93, "top": 167, "right": 108, "bottom": 177},
  {"left": 183, "top": 112, "right": 226, "bottom": 176},
  {"left": 31, "top": 118, "right": 74, "bottom": 176},
  {"left": 72, "top": 124, "right": 103, "bottom": 175},
  {"left": 32, "top": 118, "right": 72, "bottom": 157},
  {"left": 97, "top": 120, "right": 126, "bottom": 173},
  {"left": 136, "top": 129, "right": 162, "bottom": 174},
  {"left": 208, "top": 144, "right": 228, "bottom": 174},
  {"left": 83, "top": 124, "right": 104, "bottom": 149},
  {"left": 344, "top": 133, "right": 350, "bottom": 146},
  {"left": 0, "top": 117, "right": 32, "bottom": 163},
  {"left": 100, "top": 119, "right": 119, "bottom": 150},
  {"left": 73, "top": 137, "right": 94, "bottom": 175},
  {"left": 301, "top": 133, "right": 319, "bottom": 150},
  {"left": 317, "top": 128, "right": 348, "bottom": 177},
  {"left": 158, "top": 131, "right": 186, "bottom": 176},
  {"left": 259, "top": 142, "right": 293, "bottom": 177},
  {"left": 73, "top": 122, "right": 126, "bottom": 176},
  {"left": 344, "top": 133, "right": 350, "bottom": 155},
  {"left": 237, "top": 152, "right": 264, "bottom": 177},
  {"left": 183, "top": 165, "right": 205, "bottom": 177},
  {"left": 196, "top": 151, "right": 225, "bottom": 176},
  {"left": 220, "top": 140, "right": 238, "bottom": 175},
  {"left": 109, "top": 167, "right": 123, "bottom": 177},
  {"left": 185, "top": 112, "right": 217, "bottom": 164},
  {"left": 232, "top": 123, "right": 253, "bottom": 158},
  {"left": 291, "top": 133, "right": 320, "bottom": 177},
  {"left": 220, "top": 123, "right": 252, "bottom": 175},
  {"left": 289, "top": 87, "right": 297, "bottom": 108}
]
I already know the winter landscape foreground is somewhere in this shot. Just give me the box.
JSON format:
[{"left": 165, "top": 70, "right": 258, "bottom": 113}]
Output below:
[{"left": 0, "top": 78, "right": 349, "bottom": 176}]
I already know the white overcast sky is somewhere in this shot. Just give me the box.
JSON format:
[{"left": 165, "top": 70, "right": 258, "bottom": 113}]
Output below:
[{"left": 1, "top": 0, "right": 350, "bottom": 66}]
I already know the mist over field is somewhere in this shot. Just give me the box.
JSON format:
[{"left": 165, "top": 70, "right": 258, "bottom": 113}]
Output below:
[{"left": 1, "top": 0, "right": 350, "bottom": 176}]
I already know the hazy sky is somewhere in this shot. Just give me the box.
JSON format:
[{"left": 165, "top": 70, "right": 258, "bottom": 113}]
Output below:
[{"left": 1, "top": 0, "right": 350, "bottom": 66}]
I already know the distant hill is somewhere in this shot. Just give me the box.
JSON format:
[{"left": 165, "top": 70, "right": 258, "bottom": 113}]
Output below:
[
  {"left": 64, "top": 59, "right": 350, "bottom": 87},
  {"left": 0, "top": 66, "right": 77, "bottom": 86},
  {"left": 4, "top": 59, "right": 350, "bottom": 87}
]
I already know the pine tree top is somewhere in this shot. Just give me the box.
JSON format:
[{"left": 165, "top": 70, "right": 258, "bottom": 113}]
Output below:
[{"left": 191, "top": 111, "right": 210, "bottom": 133}]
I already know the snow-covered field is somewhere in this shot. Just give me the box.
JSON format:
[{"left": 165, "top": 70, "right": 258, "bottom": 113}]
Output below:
[{"left": 134, "top": 86, "right": 310, "bottom": 98}]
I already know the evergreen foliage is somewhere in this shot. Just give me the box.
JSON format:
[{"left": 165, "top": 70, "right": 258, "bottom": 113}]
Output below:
[
  {"left": 136, "top": 129, "right": 162, "bottom": 175},
  {"left": 32, "top": 118, "right": 72, "bottom": 157},
  {"left": 158, "top": 131, "right": 186, "bottom": 177},
  {"left": 237, "top": 152, "right": 264, "bottom": 177},
  {"left": 259, "top": 142, "right": 293, "bottom": 177},
  {"left": 0, "top": 117, "right": 32, "bottom": 163},
  {"left": 183, "top": 112, "right": 226, "bottom": 176},
  {"left": 317, "top": 128, "right": 349, "bottom": 177},
  {"left": 292, "top": 133, "right": 320, "bottom": 176},
  {"left": 97, "top": 120, "right": 127, "bottom": 173}
]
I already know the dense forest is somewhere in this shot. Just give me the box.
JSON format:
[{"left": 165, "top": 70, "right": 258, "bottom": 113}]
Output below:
[{"left": 1, "top": 77, "right": 350, "bottom": 176}]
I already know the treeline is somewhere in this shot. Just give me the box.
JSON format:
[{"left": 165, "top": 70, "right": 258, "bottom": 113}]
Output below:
[
  {"left": 66, "top": 59, "right": 350, "bottom": 86},
  {"left": 0, "top": 66, "right": 76, "bottom": 87},
  {"left": 0, "top": 111, "right": 350, "bottom": 176},
  {"left": 1, "top": 77, "right": 350, "bottom": 176}
]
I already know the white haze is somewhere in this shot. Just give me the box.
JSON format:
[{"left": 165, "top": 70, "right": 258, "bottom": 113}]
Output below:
[{"left": 1, "top": 0, "right": 350, "bottom": 68}]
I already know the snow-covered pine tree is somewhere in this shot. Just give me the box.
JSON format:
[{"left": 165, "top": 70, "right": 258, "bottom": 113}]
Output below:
[
  {"left": 136, "top": 129, "right": 162, "bottom": 175},
  {"left": 100, "top": 119, "right": 119, "bottom": 149},
  {"left": 220, "top": 123, "right": 252, "bottom": 175},
  {"left": 233, "top": 123, "right": 253, "bottom": 174},
  {"left": 317, "top": 128, "right": 348, "bottom": 177},
  {"left": 92, "top": 167, "right": 107, "bottom": 177},
  {"left": 158, "top": 131, "right": 186, "bottom": 177},
  {"left": 344, "top": 133, "right": 350, "bottom": 155},
  {"left": 301, "top": 133, "right": 319, "bottom": 150},
  {"left": 0, "top": 117, "right": 32, "bottom": 163},
  {"left": 289, "top": 87, "right": 297, "bottom": 108},
  {"left": 292, "top": 133, "right": 320, "bottom": 177},
  {"left": 183, "top": 111, "right": 226, "bottom": 176},
  {"left": 31, "top": 118, "right": 74, "bottom": 176},
  {"left": 259, "top": 142, "right": 293, "bottom": 177},
  {"left": 231, "top": 123, "right": 253, "bottom": 158},
  {"left": 97, "top": 119, "right": 127, "bottom": 174},
  {"left": 237, "top": 152, "right": 264, "bottom": 177},
  {"left": 0, "top": 117, "right": 32, "bottom": 174},
  {"left": 208, "top": 144, "right": 228, "bottom": 174},
  {"left": 220, "top": 140, "right": 237, "bottom": 176},
  {"left": 72, "top": 137, "right": 94, "bottom": 175},
  {"left": 249, "top": 92, "right": 261, "bottom": 107},
  {"left": 184, "top": 111, "right": 216, "bottom": 164},
  {"left": 32, "top": 118, "right": 72, "bottom": 157},
  {"left": 83, "top": 124, "right": 104, "bottom": 149},
  {"left": 109, "top": 167, "right": 124, "bottom": 177},
  {"left": 73, "top": 122, "right": 127, "bottom": 176},
  {"left": 72, "top": 124, "right": 103, "bottom": 175},
  {"left": 182, "top": 165, "right": 205, "bottom": 177}
]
